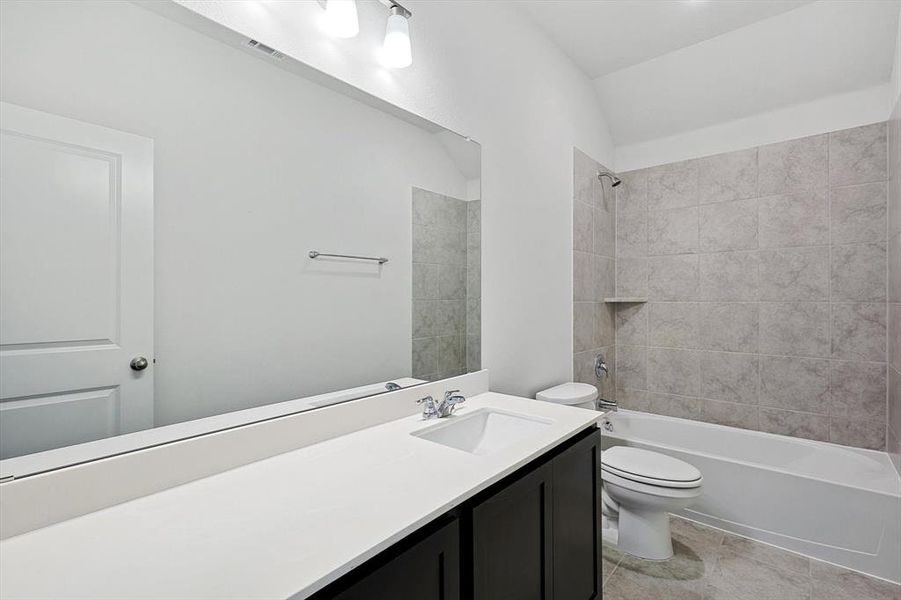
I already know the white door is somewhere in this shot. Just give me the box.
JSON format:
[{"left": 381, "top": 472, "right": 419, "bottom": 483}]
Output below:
[{"left": 0, "top": 102, "right": 153, "bottom": 462}]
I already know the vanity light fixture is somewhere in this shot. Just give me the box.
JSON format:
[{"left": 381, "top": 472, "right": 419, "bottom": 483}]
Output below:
[
  {"left": 379, "top": 2, "right": 413, "bottom": 69},
  {"left": 323, "top": 0, "right": 359, "bottom": 39}
]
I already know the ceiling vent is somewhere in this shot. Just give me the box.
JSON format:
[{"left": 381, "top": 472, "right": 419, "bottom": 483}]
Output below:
[{"left": 246, "top": 39, "right": 285, "bottom": 60}]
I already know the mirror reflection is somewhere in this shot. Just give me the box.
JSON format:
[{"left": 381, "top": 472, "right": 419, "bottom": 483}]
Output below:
[{"left": 0, "top": 0, "right": 480, "bottom": 471}]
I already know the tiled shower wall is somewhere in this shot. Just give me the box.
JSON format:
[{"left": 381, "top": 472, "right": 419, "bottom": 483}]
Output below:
[
  {"left": 613, "top": 123, "right": 891, "bottom": 450},
  {"left": 412, "top": 188, "right": 481, "bottom": 380},
  {"left": 890, "top": 102, "right": 901, "bottom": 473},
  {"left": 572, "top": 149, "right": 616, "bottom": 401}
]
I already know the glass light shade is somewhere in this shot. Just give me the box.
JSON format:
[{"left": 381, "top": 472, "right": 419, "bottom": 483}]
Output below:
[
  {"left": 381, "top": 13, "right": 412, "bottom": 68},
  {"left": 323, "top": 0, "right": 359, "bottom": 39}
]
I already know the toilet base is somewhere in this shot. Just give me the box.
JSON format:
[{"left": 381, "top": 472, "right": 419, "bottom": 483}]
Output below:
[
  {"left": 617, "top": 505, "right": 674, "bottom": 560},
  {"left": 601, "top": 470, "right": 702, "bottom": 562},
  {"left": 600, "top": 509, "right": 674, "bottom": 560}
]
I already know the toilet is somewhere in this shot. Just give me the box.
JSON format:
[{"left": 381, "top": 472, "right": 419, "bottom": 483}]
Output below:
[
  {"left": 601, "top": 446, "right": 702, "bottom": 560},
  {"left": 535, "top": 383, "right": 703, "bottom": 561},
  {"left": 535, "top": 382, "right": 598, "bottom": 409}
]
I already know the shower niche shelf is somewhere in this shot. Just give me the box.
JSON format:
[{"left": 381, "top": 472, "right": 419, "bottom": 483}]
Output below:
[{"left": 604, "top": 297, "right": 648, "bottom": 304}]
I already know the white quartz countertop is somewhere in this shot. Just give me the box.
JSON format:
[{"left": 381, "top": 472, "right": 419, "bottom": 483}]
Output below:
[{"left": 0, "top": 393, "right": 602, "bottom": 600}]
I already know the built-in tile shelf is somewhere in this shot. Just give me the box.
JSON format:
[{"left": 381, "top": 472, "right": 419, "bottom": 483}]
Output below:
[{"left": 603, "top": 297, "right": 648, "bottom": 304}]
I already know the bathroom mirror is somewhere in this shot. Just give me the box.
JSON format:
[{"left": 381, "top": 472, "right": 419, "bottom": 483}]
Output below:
[{"left": 0, "top": 0, "right": 481, "bottom": 476}]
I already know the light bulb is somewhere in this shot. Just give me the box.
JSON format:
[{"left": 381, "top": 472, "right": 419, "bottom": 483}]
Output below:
[
  {"left": 381, "top": 9, "right": 412, "bottom": 68},
  {"left": 323, "top": 0, "right": 359, "bottom": 39}
]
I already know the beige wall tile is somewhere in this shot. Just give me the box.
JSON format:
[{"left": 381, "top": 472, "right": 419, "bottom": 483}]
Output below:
[
  {"left": 697, "top": 148, "right": 758, "bottom": 204},
  {"left": 759, "top": 408, "right": 830, "bottom": 442},
  {"left": 648, "top": 302, "right": 699, "bottom": 349},
  {"left": 699, "top": 251, "right": 759, "bottom": 301},
  {"left": 831, "top": 302, "right": 886, "bottom": 362},
  {"left": 758, "top": 190, "right": 829, "bottom": 249},
  {"left": 699, "top": 198, "right": 758, "bottom": 252},
  {"left": 830, "top": 182, "right": 887, "bottom": 244},
  {"left": 758, "top": 134, "right": 827, "bottom": 195},
  {"left": 648, "top": 348, "right": 700, "bottom": 396},
  {"left": 759, "top": 302, "right": 830, "bottom": 358},
  {"left": 831, "top": 242, "right": 887, "bottom": 302},
  {"left": 648, "top": 206, "right": 699, "bottom": 255},
  {"left": 647, "top": 160, "right": 699, "bottom": 210},
  {"left": 699, "top": 303, "right": 758, "bottom": 353},
  {"left": 758, "top": 247, "right": 829, "bottom": 302},
  {"left": 759, "top": 356, "right": 830, "bottom": 414},
  {"left": 700, "top": 351, "right": 759, "bottom": 405},
  {"left": 829, "top": 122, "right": 887, "bottom": 187},
  {"left": 648, "top": 255, "right": 699, "bottom": 300}
]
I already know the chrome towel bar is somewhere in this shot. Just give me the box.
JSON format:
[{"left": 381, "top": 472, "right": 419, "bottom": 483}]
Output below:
[{"left": 308, "top": 250, "right": 388, "bottom": 264}]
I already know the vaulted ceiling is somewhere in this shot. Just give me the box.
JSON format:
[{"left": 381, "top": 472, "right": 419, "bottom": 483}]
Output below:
[
  {"left": 516, "top": 0, "right": 813, "bottom": 78},
  {"left": 515, "top": 0, "right": 901, "bottom": 146}
]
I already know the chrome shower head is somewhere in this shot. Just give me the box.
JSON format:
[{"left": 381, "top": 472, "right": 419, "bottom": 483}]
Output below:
[{"left": 598, "top": 171, "right": 622, "bottom": 187}]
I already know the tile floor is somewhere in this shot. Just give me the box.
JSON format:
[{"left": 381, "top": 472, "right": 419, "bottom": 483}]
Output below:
[{"left": 602, "top": 517, "right": 901, "bottom": 600}]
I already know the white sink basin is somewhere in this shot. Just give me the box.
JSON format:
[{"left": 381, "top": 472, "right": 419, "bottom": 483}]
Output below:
[{"left": 411, "top": 408, "right": 552, "bottom": 455}]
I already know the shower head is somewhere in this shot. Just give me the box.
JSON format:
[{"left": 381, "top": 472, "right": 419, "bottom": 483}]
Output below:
[{"left": 598, "top": 171, "right": 622, "bottom": 187}]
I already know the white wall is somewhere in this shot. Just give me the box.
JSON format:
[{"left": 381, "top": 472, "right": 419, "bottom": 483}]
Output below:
[
  {"left": 616, "top": 84, "right": 891, "bottom": 171},
  {"left": 596, "top": 0, "right": 900, "bottom": 149},
  {"left": 606, "top": 1, "right": 901, "bottom": 171},
  {"left": 893, "top": 4, "right": 901, "bottom": 105},
  {"left": 0, "top": 0, "right": 472, "bottom": 425},
  {"left": 155, "top": 0, "right": 615, "bottom": 398}
]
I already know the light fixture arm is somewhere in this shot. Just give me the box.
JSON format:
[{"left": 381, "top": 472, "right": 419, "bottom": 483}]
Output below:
[{"left": 377, "top": 0, "right": 411, "bottom": 19}]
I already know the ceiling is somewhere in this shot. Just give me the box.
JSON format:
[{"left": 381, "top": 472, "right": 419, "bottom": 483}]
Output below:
[
  {"left": 515, "top": 0, "right": 901, "bottom": 147},
  {"left": 515, "top": 0, "right": 813, "bottom": 79}
]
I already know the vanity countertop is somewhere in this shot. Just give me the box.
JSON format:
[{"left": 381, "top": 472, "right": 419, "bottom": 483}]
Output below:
[{"left": 0, "top": 392, "right": 603, "bottom": 600}]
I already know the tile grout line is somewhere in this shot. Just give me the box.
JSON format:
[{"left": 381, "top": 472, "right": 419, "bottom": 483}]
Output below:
[
  {"left": 884, "top": 120, "right": 891, "bottom": 452},
  {"left": 828, "top": 131, "right": 834, "bottom": 444},
  {"left": 756, "top": 147, "right": 762, "bottom": 429}
]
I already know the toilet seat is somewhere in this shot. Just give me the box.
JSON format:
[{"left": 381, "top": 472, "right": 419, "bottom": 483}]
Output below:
[
  {"left": 602, "top": 469, "right": 703, "bottom": 498},
  {"left": 601, "top": 446, "right": 702, "bottom": 489},
  {"left": 600, "top": 446, "right": 703, "bottom": 560}
]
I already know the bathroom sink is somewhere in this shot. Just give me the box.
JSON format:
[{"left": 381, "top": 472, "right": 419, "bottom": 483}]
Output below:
[{"left": 411, "top": 409, "right": 552, "bottom": 455}]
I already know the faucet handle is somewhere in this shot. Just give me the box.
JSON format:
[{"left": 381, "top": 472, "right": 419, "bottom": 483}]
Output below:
[
  {"left": 417, "top": 395, "right": 439, "bottom": 419},
  {"left": 438, "top": 391, "right": 465, "bottom": 417},
  {"left": 595, "top": 353, "right": 609, "bottom": 379}
]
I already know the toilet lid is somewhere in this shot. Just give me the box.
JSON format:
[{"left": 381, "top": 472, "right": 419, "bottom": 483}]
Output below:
[
  {"left": 536, "top": 382, "right": 598, "bottom": 406},
  {"left": 601, "top": 447, "right": 701, "bottom": 486}
]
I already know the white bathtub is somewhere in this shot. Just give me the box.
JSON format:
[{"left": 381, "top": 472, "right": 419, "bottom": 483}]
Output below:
[{"left": 601, "top": 410, "right": 901, "bottom": 583}]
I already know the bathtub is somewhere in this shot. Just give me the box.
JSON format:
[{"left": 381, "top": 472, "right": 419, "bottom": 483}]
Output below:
[{"left": 601, "top": 410, "right": 901, "bottom": 583}]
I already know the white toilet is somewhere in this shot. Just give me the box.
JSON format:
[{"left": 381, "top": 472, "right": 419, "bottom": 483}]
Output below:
[
  {"left": 535, "top": 383, "right": 703, "bottom": 561},
  {"left": 601, "top": 446, "right": 703, "bottom": 560}
]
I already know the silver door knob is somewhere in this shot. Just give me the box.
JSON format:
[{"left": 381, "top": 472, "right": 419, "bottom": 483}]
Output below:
[{"left": 130, "top": 356, "right": 149, "bottom": 371}]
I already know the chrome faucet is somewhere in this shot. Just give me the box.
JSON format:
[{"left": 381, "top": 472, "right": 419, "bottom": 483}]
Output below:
[
  {"left": 598, "top": 398, "right": 617, "bottom": 412},
  {"left": 438, "top": 389, "right": 466, "bottom": 417},
  {"left": 417, "top": 390, "right": 466, "bottom": 419},
  {"left": 595, "top": 353, "right": 609, "bottom": 379},
  {"left": 594, "top": 352, "right": 615, "bottom": 411},
  {"left": 417, "top": 395, "right": 440, "bottom": 419}
]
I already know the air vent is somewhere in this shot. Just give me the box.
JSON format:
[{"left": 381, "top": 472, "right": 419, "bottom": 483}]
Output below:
[{"left": 246, "top": 39, "right": 285, "bottom": 60}]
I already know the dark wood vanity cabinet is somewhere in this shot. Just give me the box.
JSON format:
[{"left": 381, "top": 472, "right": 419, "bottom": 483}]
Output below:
[
  {"left": 471, "top": 428, "right": 601, "bottom": 600},
  {"left": 549, "top": 429, "right": 602, "bottom": 600},
  {"left": 471, "top": 462, "right": 554, "bottom": 599},
  {"left": 312, "top": 427, "right": 600, "bottom": 600},
  {"left": 331, "top": 518, "right": 460, "bottom": 600}
]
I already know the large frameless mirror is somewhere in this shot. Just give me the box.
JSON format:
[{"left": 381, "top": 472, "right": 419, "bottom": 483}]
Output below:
[{"left": 0, "top": 0, "right": 480, "bottom": 478}]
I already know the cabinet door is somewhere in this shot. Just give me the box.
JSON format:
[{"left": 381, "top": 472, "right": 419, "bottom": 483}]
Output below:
[
  {"left": 472, "top": 463, "right": 553, "bottom": 600},
  {"left": 333, "top": 519, "right": 460, "bottom": 600},
  {"left": 552, "top": 431, "right": 601, "bottom": 600}
]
